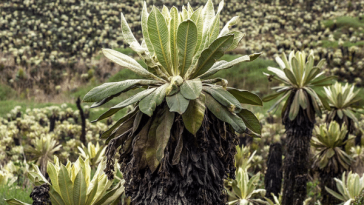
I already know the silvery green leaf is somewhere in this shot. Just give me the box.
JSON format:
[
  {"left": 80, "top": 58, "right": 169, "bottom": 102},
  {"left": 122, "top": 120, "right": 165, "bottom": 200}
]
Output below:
[
  {"left": 5, "top": 199, "right": 31, "bottom": 205},
  {"left": 170, "top": 6, "right": 180, "bottom": 75},
  {"left": 209, "top": 13, "right": 220, "bottom": 44},
  {"left": 156, "top": 106, "right": 175, "bottom": 162},
  {"left": 237, "top": 109, "right": 261, "bottom": 135},
  {"left": 204, "top": 86, "right": 243, "bottom": 113},
  {"left": 227, "top": 31, "right": 245, "bottom": 51},
  {"left": 199, "top": 54, "right": 251, "bottom": 78},
  {"left": 162, "top": 6, "right": 170, "bottom": 20},
  {"left": 205, "top": 93, "right": 246, "bottom": 133},
  {"left": 120, "top": 13, "right": 139, "bottom": 46},
  {"left": 191, "top": 7, "right": 204, "bottom": 55},
  {"left": 187, "top": 2, "right": 194, "bottom": 17},
  {"left": 148, "top": 6, "right": 172, "bottom": 75},
  {"left": 219, "top": 16, "right": 239, "bottom": 37},
  {"left": 181, "top": 6, "right": 188, "bottom": 20},
  {"left": 217, "top": 0, "right": 224, "bottom": 13},
  {"left": 289, "top": 91, "right": 300, "bottom": 121},
  {"left": 166, "top": 92, "right": 190, "bottom": 114},
  {"left": 182, "top": 94, "right": 205, "bottom": 135},
  {"left": 141, "top": 2, "right": 154, "bottom": 56},
  {"left": 94, "top": 88, "right": 156, "bottom": 122},
  {"left": 189, "top": 34, "right": 234, "bottom": 78},
  {"left": 227, "top": 88, "right": 262, "bottom": 106},
  {"left": 201, "top": 0, "right": 215, "bottom": 43},
  {"left": 180, "top": 79, "right": 202, "bottom": 100},
  {"left": 83, "top": 80, "right": 160, "bottom": 102},
  {"left": 102, "top": 49, "right": 162, "bottom": 81},
  {"left": 177, "top": 20, "right": 198, "bottom": 77},
  {"left": 139, "top": 83, "right": 169, "bottom": 116}
]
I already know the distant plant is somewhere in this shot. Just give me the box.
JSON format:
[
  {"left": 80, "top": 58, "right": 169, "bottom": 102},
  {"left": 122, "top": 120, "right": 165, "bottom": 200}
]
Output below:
[
  {"left": 312, "top": 122, "right": 352, "bottom": 171},
  {"left": 77, "top": 142, "right": 106, "bottom": 168},
  {"left": 226, "top": 167, "right": 266, "bottom": 205},
  {"left": 6, "top": 156, "right": 124, "bottom": 205},
  {"left": 325, "top": 172, "right": 364, "bottom": 205},
  {"left": 225, "top": 150, "right": 265, "bottom": 205},
  {"left": 350, "top": 146, "right": 364, "bottom": 171},
  {"left": 24, "top": 134, "right": 62, "bottom": 175},
  {"left": 322, "top": 82, "right": 363, "bottom": 134},
  {"left": 311, "top": 121, "right": 353, "bottom": 204},
  {"left": 263, "top": 50, "right": 334, "bottom": 205}
]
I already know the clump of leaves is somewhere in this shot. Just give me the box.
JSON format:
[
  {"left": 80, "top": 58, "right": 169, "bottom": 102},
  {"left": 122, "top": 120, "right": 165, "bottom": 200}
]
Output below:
[
  {"left": 77, "top": 142, "right": 106, "bottom": 167},
  {"left": 6, "top": 156, "right": 124, "bottom": 205},
  {"left": 24, "top": 134, "right": 62, "bottom": 175},
  {"left": 311, "top": 122, "right": 352, "bottom": 172},
  {"left": 323, "top": 82, "right": 363, "bottom": 133},
  {"left": 225, "top": 150, "right": 265, "bottom": 205},
  {"left": 325, "top": 172, "right": 364, "bottom": 205},
  {"left": 263, "top": 50, "right": 334, "bottom": 122}
]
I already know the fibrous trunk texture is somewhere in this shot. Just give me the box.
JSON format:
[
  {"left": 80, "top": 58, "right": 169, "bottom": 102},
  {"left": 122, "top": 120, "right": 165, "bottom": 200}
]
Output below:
[
  {"left": 106, "top": 109, "right": 239, "bottom": 205},
  {"left": 30, "top": 183, "right": 51, "bottom": 205},
  {"left": 282, "top": 98, "right": 315, "bottom": 205},
  {"left": 264, "top": 143, "right": 282, "bottom": 200},
  {"left": 318, "top": 157, "right": 343, "bottom": 205},
  {"left": 76, "top": 97, "right": 86, "bottom": 146}
]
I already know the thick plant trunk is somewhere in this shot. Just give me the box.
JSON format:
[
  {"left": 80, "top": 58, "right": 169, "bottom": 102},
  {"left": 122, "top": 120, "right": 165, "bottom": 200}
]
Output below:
[
  {"left": 264, "top": 143, "right": 282, "bottom": 200},
  {"left": 282, "top": 107, "right": 314, "bottom": 205},
  {"left": 30, "top": 183, "right": 51, "bottom": 205},
  {"left": 76, "top": 97, "right": 86, "bottom": 146},
  {"left": 107, "top": 109, "right": 238, "bottom": 205},
  {"left": 319, "top": 163, "right": 342, "bottom": 205}
]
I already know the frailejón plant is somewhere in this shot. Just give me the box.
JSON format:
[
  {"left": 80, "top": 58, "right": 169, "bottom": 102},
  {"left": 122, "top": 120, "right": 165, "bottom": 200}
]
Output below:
[{"left": 84, "top": 0, "right": 262, "bottom": 204}]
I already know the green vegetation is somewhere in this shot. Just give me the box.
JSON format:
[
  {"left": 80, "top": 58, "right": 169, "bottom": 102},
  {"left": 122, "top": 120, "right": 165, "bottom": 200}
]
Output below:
[
  {"left": 2, "top": 0, "right": 364, "bottom": 204},
  {"left": 0, "top": 84, "right": 16, "bottom": 101},
  {"left": 323, "top": 16, "right": 364, "bottom": 29},
  {"left": 0, "top": 186, "right": 32, "bottom": 205}
]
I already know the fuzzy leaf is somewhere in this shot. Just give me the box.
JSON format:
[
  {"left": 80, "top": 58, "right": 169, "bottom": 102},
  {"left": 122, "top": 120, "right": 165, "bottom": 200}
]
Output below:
[
  {"left": 170, "top": 6, "right": 180, "bottom": 74},
  {"left": 120, "top": 13, "right": 138, "bottom": 46},
  {"left": 199, "top": 54, "right": 257, "bottom": 78},
  {"left": 93, "top": 182, "right": 124, "bottom": 205},
  {"left": 148, "top": 6, "right": 172, "bottom": 75},
  {"left": 93, "top": 88, "right": 155, "bottom": 122},
  {"left": 141, "top": 2, "right": 154, "bottom": 56},
  {"left": 237, "top": 109, "right": 262, "bottom": 135},
  {"left": 204, "top": 86, "right": 243, "bottom": 113},
  {"left": 166, "top": 92, "right": 190, "bottom": 114},
  {"left": 189, "top": 34, "right": 234, "bottom": 78},
  {"left": 182, "top": 94, "right": 206, "bottom": 135},
  {"left": 83, "top": 80, "right": 159, "bottom": 103},
  {"left": 227, "top": 88, "right": 263, "bottom": 106},
  {"left": 205, "top": 93, "right": 246, "bottom": 133},
  {"left": 5, "top": 199, "right": 31, "bottom": 205},
  {"left": 289, "top": 91, "right": 300, "bottom": 121},
  {"left": 209, "top": 13, "right": 220, "bottom": 44},
  {"left": 156, "top": 106, "right": 175, "bottom": 162},
  {"left": 73, "top": 171, "right": 86, "bottom": 205},
  {"left": 102, "top": 49, "right": 161, "bottom": 80},
  {"left": 180, "top": 79, "right": 202, "bottom": 100},
  {"left": 139, "top": 83, "right": 169, "bottom": 116},
  {"left": 177, "top": 20, "right": 198, "bottom": 76},
  {"left": 49, "top": 186, "right": 66, "bottom": 205},
  {"left": 58, "top": 166, "right": 74, "bottom": 205}
]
